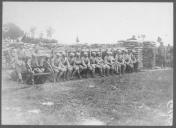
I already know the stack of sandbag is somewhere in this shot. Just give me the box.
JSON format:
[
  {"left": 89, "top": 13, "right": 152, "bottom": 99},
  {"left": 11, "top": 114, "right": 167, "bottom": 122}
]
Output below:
[
  {"left": 142, "top": 41, "right": 156, "bottom": 69},
  {"left": 134, "top": 46, "right": 143, "bottom": 68}
]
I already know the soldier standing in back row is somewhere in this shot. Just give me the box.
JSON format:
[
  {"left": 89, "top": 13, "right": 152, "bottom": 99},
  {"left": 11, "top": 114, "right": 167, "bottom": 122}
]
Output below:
[{"left": 158, "top": 42, "right": 166, "bottom": 68}]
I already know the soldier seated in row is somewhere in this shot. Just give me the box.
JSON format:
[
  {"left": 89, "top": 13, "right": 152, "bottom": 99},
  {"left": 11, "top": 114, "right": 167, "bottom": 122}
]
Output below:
[
  {"left": 51, "top": 53, "right": 66, "bottom": 82},
  {"left": 95, "top": 52, "right": 105, "bottom": 77},
  {"left": 68, "top": 52, "right": 76, "bottom": 79},
  {"left": 74, "top": 52, "right": 85, "bottom": 79},
  {"left": 61, "top": 52, "right": 73, "bottom": 80},
  {"left": 42, "top": 54, "right": 52, "bottom": 73},
  {"left": 82, "top": 52, "right": 95, "bottom": 78},
  {"left": 114, "top": 50, "right": 121, "bottom": 75},
  {"left": 90, "top": 52, "right": 98, "bottom": 76},
  {"left": 118, "top": 52, "right": 126, "bottom": 74},
  {"left": 124, "top": 51, "right": 134, "bottom": 73},
  {"left": 29, "top": 53, "right": 43, "bottom": 73},
  {"left": 104, "top": 51, "right": 114, "bottom": 75}
]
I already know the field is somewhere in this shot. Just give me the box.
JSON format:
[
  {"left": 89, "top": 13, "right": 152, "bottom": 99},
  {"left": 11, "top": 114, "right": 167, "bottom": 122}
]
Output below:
[{"left": 2, "top": 68, "right": 173, "bottom": 125}]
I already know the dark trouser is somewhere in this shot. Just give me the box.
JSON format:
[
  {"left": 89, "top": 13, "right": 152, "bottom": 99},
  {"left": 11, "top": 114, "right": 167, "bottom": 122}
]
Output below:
[
  {"left": 126, "top": 64, "right": 134, "bottom": 73},
  {"left": 158, "top": 56, "right": 166, "bottom": 68},
  {"left": 120, "top": 64, "right": 126, "bottom": 74},
  {"left": 133, "top": 62, "right": 138, "bottom": 72}
]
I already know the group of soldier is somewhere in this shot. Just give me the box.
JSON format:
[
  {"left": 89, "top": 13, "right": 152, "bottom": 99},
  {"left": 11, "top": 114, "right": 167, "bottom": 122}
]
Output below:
[{"left": 8, "top": 47, "right": 139, "bottom": 84}]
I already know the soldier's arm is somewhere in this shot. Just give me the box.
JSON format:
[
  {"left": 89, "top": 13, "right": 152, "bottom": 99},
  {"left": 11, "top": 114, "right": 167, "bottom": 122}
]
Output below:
[
  {"left": 51, "top": 58, "right": 58, "bottom": 69},
  {"left": 104, "top": 56, "right": 110, "bottom": 65},
  {"left": 66, "top": 58, "right": 71, "bottom": 67},
  {"left": 87, "top": 58, "right": 91, "bottom": 66}
]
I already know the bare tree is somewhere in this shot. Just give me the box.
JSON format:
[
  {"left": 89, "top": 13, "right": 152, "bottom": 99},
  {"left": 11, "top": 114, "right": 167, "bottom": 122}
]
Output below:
[
  {"left": 30, "top": 27, "right": 36, "bottom": 38},
  {"left": 46, "top": 27, "right": 54, "bottom": 39}
]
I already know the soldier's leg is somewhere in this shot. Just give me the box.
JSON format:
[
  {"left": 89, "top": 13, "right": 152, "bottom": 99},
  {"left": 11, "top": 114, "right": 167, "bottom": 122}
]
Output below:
[
  {"left": 110, "top": 64, "right": 115, "bottom": 75},
  {"left": 118, "top": 64, "right": 122, "bottom": 75},
  {"left": 121, "top": 64, "right": 125, "bottom": 74},
  {"left": 67, "top": 66, "right": 73, "bottom": 80},
  {"left": 96, "top": 64, "right": 103, "bottom": 77},
  {"left": 82, "top": 65, "right": 88, "bottom": 78},
  {"left": 77, "top": 65, "right": 82, "bottom": 79},
  {"left": 62, "top": 67, "right": 67, "bottom": 81},
  {"left": 71, "top": 66, "right": 78, "bottom": 79},
  {"left": 57, "top": 67, "right": 65, "bottom": 81},
  {"left": 105, "top": 64, "right": 110, "bottom": 76},
  {"left": 114, "top": 64, "right": 118, "bottom": 74},
  {"left": 90, "top": 64, "right": 96, "bottom": 77}
]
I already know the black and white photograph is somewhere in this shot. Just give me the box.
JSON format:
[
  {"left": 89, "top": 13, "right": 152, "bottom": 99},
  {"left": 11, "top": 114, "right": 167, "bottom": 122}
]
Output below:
[{"left": 2, "top": 2, "right": 173, "bottom": 125}]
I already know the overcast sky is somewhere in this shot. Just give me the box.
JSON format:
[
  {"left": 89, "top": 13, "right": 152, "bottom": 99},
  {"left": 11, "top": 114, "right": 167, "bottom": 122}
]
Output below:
[{"left": 3, "top": 2, "right": 173, "bottom": 45}]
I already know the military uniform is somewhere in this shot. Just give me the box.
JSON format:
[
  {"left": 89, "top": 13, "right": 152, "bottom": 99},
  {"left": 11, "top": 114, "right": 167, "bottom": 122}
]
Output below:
[
  {"left": 68, "top": 52, "right": 77, "bottom": 79},
  {"left": 82, "top": 52, "right": 95, "bottom": 77},
  {"left": 104, "top": 52, "right": 114, "bottom": 75},
  {"left": 124, "top": 54, "right": 134, "bottom": 73},
  {"left": 51, "top": 53, "right": 66, "bottom": 81},
  {"left": 74, "top": 52, "right": 84, "bottom": 78},
  {"left": 95, "top": 52, "right": 105, "bottom": 76},
  {"left": 114, "top": 53, "right": 121, "bottom": 74},
  {"left": 14, "top": 54, "right": 26, "bottom": 83},
  {"left": 118, "top": 54, "right": 126, "bottom": 74},
  {"left": 61, "top": 52, "right": 73, "bottom": 80}
]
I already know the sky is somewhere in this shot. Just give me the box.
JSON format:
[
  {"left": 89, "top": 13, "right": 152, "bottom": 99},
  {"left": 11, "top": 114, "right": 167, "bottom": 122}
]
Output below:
[{"left": 3, "top": 2, "right": 173, "bottom": 45}]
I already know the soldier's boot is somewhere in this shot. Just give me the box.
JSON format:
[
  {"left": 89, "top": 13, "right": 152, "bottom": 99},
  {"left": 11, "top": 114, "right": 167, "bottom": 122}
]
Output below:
[
  {"left": 102, "top": 68, "right": 105, "bottom": 76},
  {"left": 58, "top": 72, "right": 64, "bottom": 82},
  {"left": 63, "top": 71, "right": 67, "bottom": 81},
  {"left": 118, "top": 67, "right": 121, "bottom": 76},
  {"left": 110, "top": 68, "right": 113, "bottom": 75},
  {"left": 67, "top": 71, "right": 71, "bottom": 80},
  {"left": 71, "top": 70, "right": 76, "bottom": 80},
  {"left": 99, "top": 69, "right": 104, "bottom": 77},
  {"left": 77, "top": 71, "right": 82, "bottom": 79},
  {"left": 91, "top": 70, "right": 95, "bottom": 78},
  {"left": 85, "top": 70, "right": 89, "bottom": 78},
  {"left": 106, "top": 69, "right": 109, "bottom": 76}
]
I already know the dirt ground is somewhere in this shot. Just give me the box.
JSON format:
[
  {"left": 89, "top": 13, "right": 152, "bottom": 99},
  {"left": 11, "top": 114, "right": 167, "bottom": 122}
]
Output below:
[{"left": 1, "top": 68, "right": 173, "bottom": 125}]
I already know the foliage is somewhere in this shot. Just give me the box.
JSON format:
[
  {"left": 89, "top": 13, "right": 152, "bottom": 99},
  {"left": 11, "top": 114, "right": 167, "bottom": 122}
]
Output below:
[{"left": 2, "top": 23, "right": 24, "bottom": 40}]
